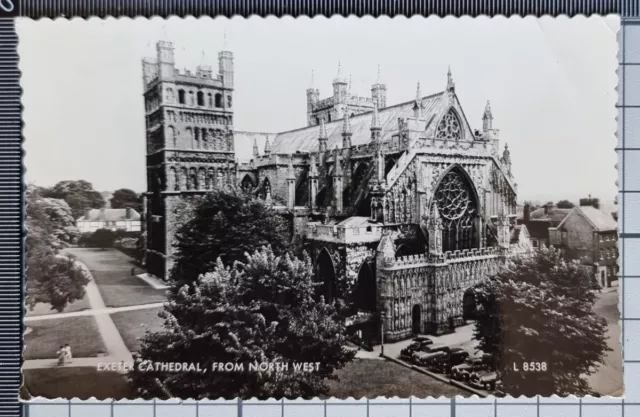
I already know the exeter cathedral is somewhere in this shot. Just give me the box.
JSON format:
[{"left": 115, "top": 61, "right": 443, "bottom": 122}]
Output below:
[{"left": 141, "top": 41, "right": 532, "bottom": 339}]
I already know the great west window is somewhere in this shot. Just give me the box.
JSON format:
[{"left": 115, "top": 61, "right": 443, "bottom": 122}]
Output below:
[{"left": 433, "top": 167, "right": 478, "bottom": 252}]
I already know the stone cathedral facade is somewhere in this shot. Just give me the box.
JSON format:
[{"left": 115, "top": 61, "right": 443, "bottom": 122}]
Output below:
[{"left": 142, "top": 41, "right": 532, "bottom": 340}]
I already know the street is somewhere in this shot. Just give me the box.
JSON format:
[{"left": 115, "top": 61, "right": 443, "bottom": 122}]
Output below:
[{"left": 588, "top": 286, "right": 622, "bottom": 396}]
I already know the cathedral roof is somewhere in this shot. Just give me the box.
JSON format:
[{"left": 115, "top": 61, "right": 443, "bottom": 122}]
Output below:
[
  {"left": 234, "top": 131, "right": 275, "bottom": 162},
  {"left": 269, "top": 92, "right": 445, "bottom": 154}
]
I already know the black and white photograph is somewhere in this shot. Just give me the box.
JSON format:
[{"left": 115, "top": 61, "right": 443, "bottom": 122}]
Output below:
[{"left": 19, "top": 16, "right": 620, "bottom": 400}]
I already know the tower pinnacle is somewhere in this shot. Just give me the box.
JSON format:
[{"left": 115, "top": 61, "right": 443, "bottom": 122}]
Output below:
[
  {"left": 333, "top": 61, "right": 347, "bottom": 84},
  {"left": 446, "top": 65, "right": 455, "bottom": 92},
  {"left": 264, "top": 135, "right": 271, "bottom": 155},
  {"left": 253, "top": 137, "right": 259, "bottom": 158},
  {"left": 414, "top": 82, "right": 423, "bottom": 118}
]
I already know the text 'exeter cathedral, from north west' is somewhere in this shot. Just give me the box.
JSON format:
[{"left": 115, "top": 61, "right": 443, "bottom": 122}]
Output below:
[{"left": 141, "top": 40, "right": 532, "bottom": 340}]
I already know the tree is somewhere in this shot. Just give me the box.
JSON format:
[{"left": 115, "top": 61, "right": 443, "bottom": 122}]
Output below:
[
  {"left": 473, "top": 248, "right": 609, "bottom": 396},
  {"left": 80, "top": 229, "right": 118, "bottom": 249},
  {"left": 556, "top": 200, "right": 575, "bottom": 209},
  {"left": 129, "top": 247, "right": 356, "bottom": 399},
  {"left": 41, "top": 180, "right": 106, "bottom": 219},
  {"left": 110, "top": 188, "right": 143, "bottom": 212},
  {"left": 26, "top": 187, "right": 89, "bottom": 312},
  {"left": 170, "top": 189, "right": 292, "bottom": 287}
]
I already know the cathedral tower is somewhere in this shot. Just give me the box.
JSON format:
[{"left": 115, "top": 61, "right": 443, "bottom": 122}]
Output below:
[{"left": 143, "top": 40, "right": 236, "bottom": 280}]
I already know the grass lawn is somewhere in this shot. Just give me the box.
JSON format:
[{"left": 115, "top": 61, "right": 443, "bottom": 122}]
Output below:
[
  {"left": 24, "top": 316, "right": 107, "bottom": 359},
  {"left": 326, "top": 359, "right": 468, "bottom": 398},
  {"left": 66, "top": 247, "right": 167, "bottom": 308},
  {"left": 22, "top": 367, "right": 136, "bottom": 400},
  {"left": 111, "top": 307, "right": 165, "bottom": 353},
  {"left": 25, "top": 293, "right": 91, "bottom": 317}
]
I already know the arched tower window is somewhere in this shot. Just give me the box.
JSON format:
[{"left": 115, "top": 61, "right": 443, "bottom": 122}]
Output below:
[
  {"left": 208, "top": 93, "right": 213, "bottom": 107},
  {"left": 178, "top": 89, "right": 186, "bottom": 104},
  {"left": 435, "top": 108, "right": 463, "bottom": 141},
  {"left": 189, "top": 91, "right": 195, "bottom": 106},
  {"left": 197, "top": 91, "right": 205, "bottom": 106},
  {"left": 215, "top": 93, "right": 223, "bottom": 108},
  {"left": 433, "top": 167, "right": 478, "bottom": 252},
  {"left": 227, "top": 95, "right": 232, "bottom": 108}
]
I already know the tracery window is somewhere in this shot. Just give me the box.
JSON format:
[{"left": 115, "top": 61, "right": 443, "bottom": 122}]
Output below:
[
  {"left": 435, "top": 108, "right": 462, "bottom": 141},
  {"left": 433, "top": 168, "right": 477, "bottom": 252}
]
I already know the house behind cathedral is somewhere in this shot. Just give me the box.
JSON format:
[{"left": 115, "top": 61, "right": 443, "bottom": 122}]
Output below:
[{"left": 141, "top": 41, "right": 532, "bottom": 340}]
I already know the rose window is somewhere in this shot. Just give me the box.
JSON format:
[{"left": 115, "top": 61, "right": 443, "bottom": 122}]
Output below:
[
  {"left": 433, "top": 168, "right": 477, "bottom": 252},
  {"left": 435, "top": 109, "right": 462, "bottom": 141}
]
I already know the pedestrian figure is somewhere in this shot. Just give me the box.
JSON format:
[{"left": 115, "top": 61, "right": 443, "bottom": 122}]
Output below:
[
  {"left": 64, "top": 344, "right": 72, "bottom": 364},
  {"left": 56, "top": 346, "right": 66, "bottom": 366}
]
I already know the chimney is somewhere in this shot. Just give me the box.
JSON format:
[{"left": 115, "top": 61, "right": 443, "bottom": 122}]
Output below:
[
  {"left": 523, "top": 202, "right": 531, "bottom": 224},
  {"left": 126, "top": 207, "right": 133, "bottom": 220},
  {"left": 83, "top": 208, "right": 91, "bottom": 220}
]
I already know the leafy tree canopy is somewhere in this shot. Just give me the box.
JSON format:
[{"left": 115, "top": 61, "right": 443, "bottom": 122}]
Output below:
[
  {"left": 26, "top": 186, "right": 89, "bottom": 312},
  {"left": 130, "top": 247, "right": 355, "bottom": 399},
  {"left": 473, "top": 248, "right": 609, "bottom": 396},
  {"left": 41, "top": 180, "right": 105, "bottom": 219},
  {"left": 170, "top": 189, "right": 292, "bottom": 287},
  {"left": 556, "top": 200, "right": 575, "bottom": 209},
  {"left": 110, "top": 188, "right": 143, "bottom": 212}
]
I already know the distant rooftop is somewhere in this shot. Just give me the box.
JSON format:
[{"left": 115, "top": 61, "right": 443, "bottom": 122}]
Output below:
[{"left": 77, "top": 208, "right": 140, "bottom": 222}]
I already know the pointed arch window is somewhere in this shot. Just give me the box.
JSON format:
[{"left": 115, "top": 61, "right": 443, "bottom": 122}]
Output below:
[
  {"left": 433, "top": 167, "right": 478, "bottom": 252},
  {"left": 435, "top": 108, "right": 462, "bottom": 141}
]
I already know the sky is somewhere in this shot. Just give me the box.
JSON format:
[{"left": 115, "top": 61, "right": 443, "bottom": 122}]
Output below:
[{"left": 18, "top": 15, "right": 619, "bottom": 203}]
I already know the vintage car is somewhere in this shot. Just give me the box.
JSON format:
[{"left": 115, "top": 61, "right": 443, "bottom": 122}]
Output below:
[
  {"left": 416, "top": 350, "right": 448, "bottom": 367},
  {"left": 447, "top": 348, "right": 470, "bottom": 368},
  {"left": 469, "top": 370, "right": 502, "bottom": 391},
  {"left": 412, "top": 336, "right": 433, "bottom": 343},
  {"left": 425, "top": 344, "right": 451, "bottom": 354},
  {"left": 400, "top": 338, "right": 434, "bottom": 359},
  {"left": 412, "top": 351, "right": 434, "bottom": 365},
  {"left": 451, "top": 357, "right": 485, "bottom": 381}
]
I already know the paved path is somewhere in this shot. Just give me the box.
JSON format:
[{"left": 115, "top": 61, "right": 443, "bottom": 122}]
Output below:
[
  {"left": 24, "top": 261, "right": 134, "bottom": 370},
  {"left": 25, "top": 302, "right": 164, "bottom": 322}
]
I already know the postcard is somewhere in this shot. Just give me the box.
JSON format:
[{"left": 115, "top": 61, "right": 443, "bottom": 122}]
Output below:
[{"left": 20, "top": 15, "right": 620, "bottom": 400}]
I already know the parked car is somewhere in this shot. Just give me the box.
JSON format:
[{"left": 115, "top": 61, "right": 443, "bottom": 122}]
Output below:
[
  {"left": 426, "top": 344, "right": 451, "bottom": 354},
  {"left": 451, "top": 357, "right": 485, "bottom": 381},
  {"left": 400, "top": 338, "right": 434, "bottom": 359},
  {"left": 417, "top": 350, "right": 448, "bottom": 367},
  {"left": 412, "top": 351, "right": 433, "bottom": 365},
  {"left": 447, "top": 349, "right": 470, "bottom": 368},
  {"left": 412, "top": 336, "right": 433, "bottom": 343},
  {"left": 427, "top": 351, "right": 452, "bottom": 372},
  {"left": 470, "top": 370, "right": 501, "bottom": 391}
]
